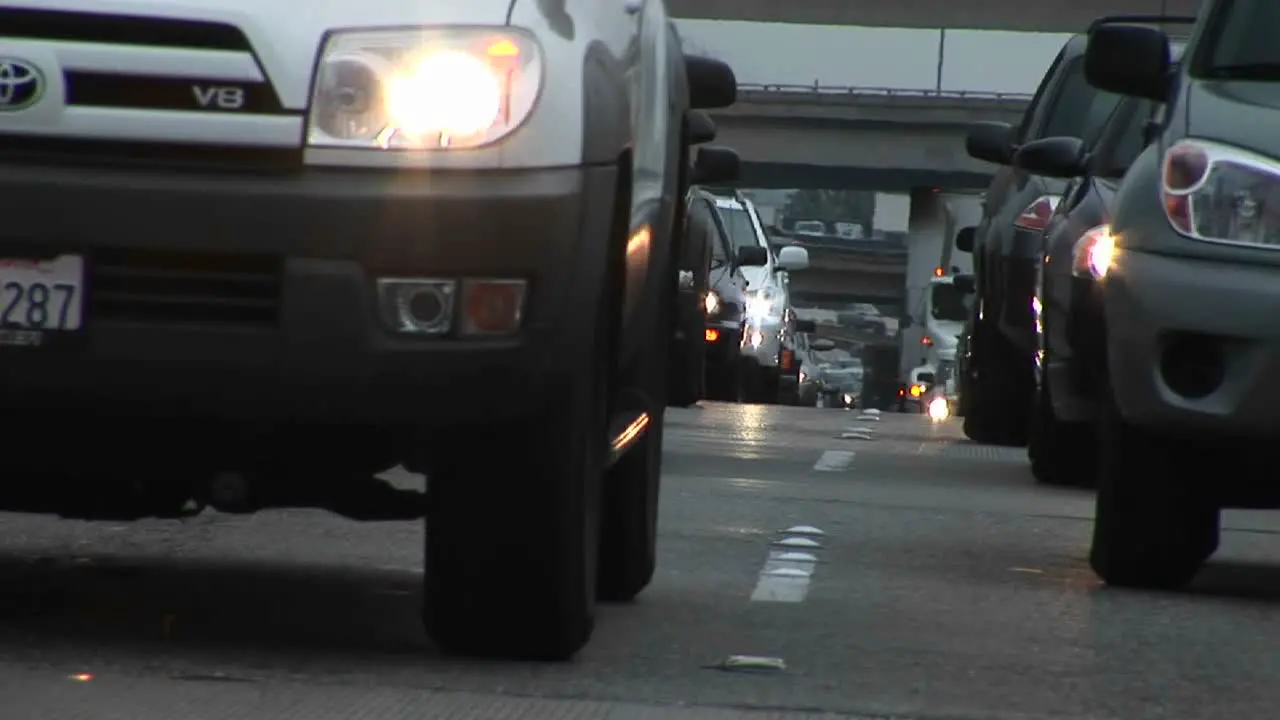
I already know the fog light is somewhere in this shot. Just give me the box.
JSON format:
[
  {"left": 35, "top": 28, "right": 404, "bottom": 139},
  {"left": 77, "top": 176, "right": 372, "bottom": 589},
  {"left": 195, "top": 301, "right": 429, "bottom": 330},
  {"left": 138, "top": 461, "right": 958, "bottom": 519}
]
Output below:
[
  {"left": 461, "top": 278, "right": 526, "bottom": 336},
  {"left": 377, "top": 278, "right": 455, "bottom": 335}
]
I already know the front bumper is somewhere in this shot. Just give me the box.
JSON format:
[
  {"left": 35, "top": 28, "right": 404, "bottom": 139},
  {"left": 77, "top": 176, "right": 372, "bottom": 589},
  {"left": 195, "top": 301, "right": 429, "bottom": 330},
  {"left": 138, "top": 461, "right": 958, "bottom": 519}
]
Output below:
[
  {"left": 1104, "top": 247, "right": 1280, "bottom": 436},
  {"left": 0, "top": 161, "right": 618, "bottom": 426},
  {"left": 704, "top": 321, "right": 743, "bottom": 369}
]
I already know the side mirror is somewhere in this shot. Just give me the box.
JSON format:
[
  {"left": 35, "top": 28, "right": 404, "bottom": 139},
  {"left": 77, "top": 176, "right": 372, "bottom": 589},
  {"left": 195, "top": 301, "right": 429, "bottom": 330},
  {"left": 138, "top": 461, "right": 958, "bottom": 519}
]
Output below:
[
  {"left": 811, "top": 338, "right": 836, "bottom": 351},
  {"left": 955, "top": 226, "right": 975, "bottom": 253},
  {"left": 1085, "top": 24, "right": 1171, "bottom": 101},
  {"left": 736, "top": 245, "right": 768, "bottom": 267},
  {"left": 686, "top": 110, "right": 716, "bottom": 145},
  {"left": 953, "top": 274, "right": 976, "bottom": 293},
  {"left": 1013, "top": 136, "right": 1087, "bottom": 179},
  {"left": 691, "top": 146, "right": 740, "bottom": 184},
  {"left": 776, "top": 245, "right": 809, "bottom": 271},
  {"left": 686, "top": 55, "right": 737, "bottom": 110},
  {"left": 795, "top": 319, "right": 817, "bottom": 333},
  {"left": 966, "top": 121, "right": 1017, "bottom": 166}
]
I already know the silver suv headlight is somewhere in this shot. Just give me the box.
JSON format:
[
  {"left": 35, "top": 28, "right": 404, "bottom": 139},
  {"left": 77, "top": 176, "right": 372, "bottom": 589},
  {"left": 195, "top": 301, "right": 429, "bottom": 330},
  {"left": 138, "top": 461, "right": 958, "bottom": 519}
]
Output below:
[
  {"left": 307, "top": 28, "right": 543, "bottom": 151},
  {"left": 1161, "top": 139, "right": 1280, "bottom": 248},
  {"left": 746, "top": 290, "right": 784, "bottom": 319}
]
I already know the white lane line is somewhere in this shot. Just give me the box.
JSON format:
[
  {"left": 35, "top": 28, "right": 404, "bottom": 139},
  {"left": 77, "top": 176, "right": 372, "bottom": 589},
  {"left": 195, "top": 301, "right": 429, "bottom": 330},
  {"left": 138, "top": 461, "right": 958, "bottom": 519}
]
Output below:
[
  {"left": 813, "top": 450, "right": 855, "bottom": 471},
  {"left": 750, "top": 547, "right": 819, "bottom": 602}
]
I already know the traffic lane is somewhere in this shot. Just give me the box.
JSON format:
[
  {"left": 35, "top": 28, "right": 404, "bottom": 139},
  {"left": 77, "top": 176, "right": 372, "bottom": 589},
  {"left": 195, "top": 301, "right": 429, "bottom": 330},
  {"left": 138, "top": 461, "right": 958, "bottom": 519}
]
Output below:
[
  {"left": 0, "top": 409, "right": 881, "bottom": 716},
  {"left": 663, "top": 410, "right": 1280, "bottom": 719},
  {"left": 1, "top": 405, "right": 1279, "bottom": 720}
]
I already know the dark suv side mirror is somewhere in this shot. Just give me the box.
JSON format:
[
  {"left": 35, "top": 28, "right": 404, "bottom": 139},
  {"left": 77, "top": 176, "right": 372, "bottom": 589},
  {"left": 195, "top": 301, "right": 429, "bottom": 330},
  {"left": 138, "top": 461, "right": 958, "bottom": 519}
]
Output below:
[
  {"left": 736, "top": 245, "right": 768, "bottom": 267},
  {"left": 966, "top": 121, "right": 1017, "bottom": 165},
  {"left": 1085, "top": 24, "right": 1172, "bottom": 101},
  {"left": 955, "top": 226, "right": 975, "bottom": 253},
  {"left": 686, "top": 55, "right": 737, "bottom": 110},
  {"left": 691, "top": 146, "right": 740, "bottom": 184},
  {"left": 1014, "top": 136, "right": 1087, "bottom": 179},
  {"left": 686, "top": 110, "right": 716, "bottom": 145}
]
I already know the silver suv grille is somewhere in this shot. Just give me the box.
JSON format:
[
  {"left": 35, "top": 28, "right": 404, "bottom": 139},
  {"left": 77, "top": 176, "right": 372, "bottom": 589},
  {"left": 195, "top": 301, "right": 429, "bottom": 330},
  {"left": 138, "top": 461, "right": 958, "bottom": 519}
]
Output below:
[{"left": 0, "top": 8, "right": 302, "bottom": 171}]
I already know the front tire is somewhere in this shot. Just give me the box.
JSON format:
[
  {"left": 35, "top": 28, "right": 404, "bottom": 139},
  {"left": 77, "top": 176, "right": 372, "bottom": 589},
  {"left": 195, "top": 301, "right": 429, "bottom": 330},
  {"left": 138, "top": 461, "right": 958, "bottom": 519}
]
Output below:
[
  {"left": 421, "top": 241, "right": 614, "bottom": 660},
  {"left": 963, "top": 309, "right": 1032, "bottom": 446},
  {"left": 1027, "top": 371, "right": 1095, "bottom": 486},
  {"left": 1089, "top": 387, "right": 1218, "bottom": 591}
]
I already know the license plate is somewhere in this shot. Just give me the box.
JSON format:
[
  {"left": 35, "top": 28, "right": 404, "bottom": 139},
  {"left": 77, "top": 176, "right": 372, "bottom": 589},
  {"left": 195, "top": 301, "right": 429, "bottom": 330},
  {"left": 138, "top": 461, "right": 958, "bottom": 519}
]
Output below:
[{"left": 0, "top": 255, "right": 85, "bottom": 341}]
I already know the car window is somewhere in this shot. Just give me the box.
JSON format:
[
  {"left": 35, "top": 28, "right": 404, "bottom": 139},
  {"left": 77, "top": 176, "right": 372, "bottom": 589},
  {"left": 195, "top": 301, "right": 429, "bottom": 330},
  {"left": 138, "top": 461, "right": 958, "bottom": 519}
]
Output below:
[
  {"left": 1086, "top": 98, "right": 1158, "bottom": 179},
  {"left": 1201, "top": 0, "right": 1280, "bottom": 70},
  {"left": 1104, "top": 102, "right": 1155, "bottom": 177},
  {"left": 1018, "top": 49, "right": 1066, "bottom": 142},
  {"left": 1042, "top": 59, "right": 1121, "bottom": 142},
  {"left": 692, "top": 200, "right": 727, "bottom": 262},
  {"left": 718, "top": 206, "right": 762, "bottom": 252}
]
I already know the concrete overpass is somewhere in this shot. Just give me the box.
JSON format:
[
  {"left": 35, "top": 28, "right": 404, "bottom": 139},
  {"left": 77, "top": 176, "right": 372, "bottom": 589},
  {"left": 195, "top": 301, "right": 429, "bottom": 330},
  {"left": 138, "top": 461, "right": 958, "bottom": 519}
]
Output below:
[
  {"left": 713, "top": 86, "right": 1030, "bottom": 190},
  {"left": 787, "top": 240, "right": 907, "bottom": 309},
  {"left": 671, "top": 0, "right": 1202, "bottom": 32}
]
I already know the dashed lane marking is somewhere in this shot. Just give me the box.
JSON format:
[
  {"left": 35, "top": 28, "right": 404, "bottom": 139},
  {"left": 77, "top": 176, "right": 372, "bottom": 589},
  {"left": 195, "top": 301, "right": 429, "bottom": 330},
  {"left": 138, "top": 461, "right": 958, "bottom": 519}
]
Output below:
[
  {"left": 750, "top": 547, "right": 819, "bottom": 602},
  {"left": 813, "top": 450, "right": 855, "bottom": 471}
]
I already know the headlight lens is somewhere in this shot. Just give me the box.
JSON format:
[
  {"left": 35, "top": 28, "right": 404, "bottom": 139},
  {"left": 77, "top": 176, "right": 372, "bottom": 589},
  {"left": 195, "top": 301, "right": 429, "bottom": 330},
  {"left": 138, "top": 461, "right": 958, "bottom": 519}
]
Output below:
[
  {"left": 704, "top": 291, "right": 720, "bottom": 315},
  {"left": 1071, "top": 224, "right": 1117, "bottom": 279},
  {"left": 746, "top": 290, "right": 784, "bottom": 319},
  {"left": 307, "top": 28, "right": 543, "bottom": 150},
  {"left": 1161, "top": 139, "right": 1280, "bottom": 247}
]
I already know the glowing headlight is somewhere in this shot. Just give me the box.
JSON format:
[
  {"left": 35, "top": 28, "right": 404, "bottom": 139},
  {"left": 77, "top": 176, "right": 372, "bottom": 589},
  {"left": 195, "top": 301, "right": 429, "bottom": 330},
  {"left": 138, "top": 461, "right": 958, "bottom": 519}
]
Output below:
[
  {"left": 746, "top": 290, "right": 783, "bottom": 319},
  {"left": 307, "top": 28, "right": 543, "bottom": 150},
  {"left": 843, "top": 393, "right": 854, "bottom": 405},
  {"left": 704, "top": 291, "right": 720, "bottom": 315},
  {"left": 927, "top": 396, "right": 950, "bottom": 421},
  {"left": 1071, "top": 225, "right": 1117, "bottom": 279}
]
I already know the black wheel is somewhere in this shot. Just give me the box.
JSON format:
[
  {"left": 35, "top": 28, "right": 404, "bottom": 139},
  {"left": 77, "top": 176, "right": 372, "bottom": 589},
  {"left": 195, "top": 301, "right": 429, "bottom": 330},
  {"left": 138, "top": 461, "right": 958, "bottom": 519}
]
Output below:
[
  {"left": 422, "top": 271, "right": 612, "bottom": 662},
  {"left": 1028, "top": 371, "right": 1096, "bottom": 487},
  {"left": 667, "top": 231, "right": 710, "bottom": 408},
  {"left": 1089, "top": 386, "right": 1218, "bottom": 591},
  {"left": 962, "top": 309, "right": 1033, "bottom": 446},
  {"left": 598, "top": 249, "right": 674, "bottom": 603},
  {"left": 597, "top": 406, "right": 664, "bottom": 602}
]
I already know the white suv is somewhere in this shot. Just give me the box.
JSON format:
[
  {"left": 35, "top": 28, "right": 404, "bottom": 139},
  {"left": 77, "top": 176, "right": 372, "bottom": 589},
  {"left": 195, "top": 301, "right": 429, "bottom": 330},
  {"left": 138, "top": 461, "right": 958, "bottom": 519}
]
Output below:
[{"left": 710, "top": 193, "right": 808, "bottom": 402}]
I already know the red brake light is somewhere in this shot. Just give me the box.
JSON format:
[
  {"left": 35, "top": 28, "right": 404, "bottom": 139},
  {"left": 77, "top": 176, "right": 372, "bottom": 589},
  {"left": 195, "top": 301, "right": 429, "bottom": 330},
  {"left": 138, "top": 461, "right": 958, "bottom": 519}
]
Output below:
[{"left": 1013, "top": 195, "right": 1060, "bottom": 232}]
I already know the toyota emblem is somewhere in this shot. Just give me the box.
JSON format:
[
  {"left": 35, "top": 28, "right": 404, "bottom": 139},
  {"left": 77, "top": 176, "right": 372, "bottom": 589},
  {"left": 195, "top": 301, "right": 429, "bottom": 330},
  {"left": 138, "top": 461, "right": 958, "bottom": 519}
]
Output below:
[{"left": 0, "top": 58, "right": 45, "bottom": 111}]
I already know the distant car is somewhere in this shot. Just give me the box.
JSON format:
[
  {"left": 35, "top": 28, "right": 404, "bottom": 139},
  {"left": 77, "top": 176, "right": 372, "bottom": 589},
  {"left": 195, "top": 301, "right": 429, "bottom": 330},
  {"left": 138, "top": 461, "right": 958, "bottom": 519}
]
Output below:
[
  {"left": 1016, "top": 86, "right": 1174, "bottom": 486},
  {"left": 960, "top": 23, "right": 1128, "bottom": 446},
  {"left": 690, "top": 188, "right": 766, "bottom": 401}
]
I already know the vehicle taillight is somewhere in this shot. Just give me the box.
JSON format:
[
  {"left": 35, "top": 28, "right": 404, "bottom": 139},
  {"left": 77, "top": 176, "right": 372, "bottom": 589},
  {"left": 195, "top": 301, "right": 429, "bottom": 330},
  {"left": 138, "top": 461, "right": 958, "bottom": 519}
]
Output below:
[
  {"left": 1013, "top": 195, "right": 1061, "bottom": 232},
  {"left": 1071, "top": 224, "right": 1117, "bottom": 279}
]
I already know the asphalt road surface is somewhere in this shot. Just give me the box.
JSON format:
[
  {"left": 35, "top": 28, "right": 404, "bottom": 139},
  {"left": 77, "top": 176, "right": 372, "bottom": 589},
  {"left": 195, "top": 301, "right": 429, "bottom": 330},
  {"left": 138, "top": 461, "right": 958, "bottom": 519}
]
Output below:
[{"left": 4, "top": 403, "right": 1280, "bottom": 719}]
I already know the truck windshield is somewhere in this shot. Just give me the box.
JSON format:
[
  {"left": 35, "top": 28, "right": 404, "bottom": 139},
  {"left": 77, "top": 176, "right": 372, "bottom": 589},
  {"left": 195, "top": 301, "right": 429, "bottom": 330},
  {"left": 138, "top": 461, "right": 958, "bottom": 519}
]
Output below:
[
  {"left": 1043, "top": 59, "right": 1121, "bottom": 142},
  {"left": 1200, "top": 0, "right": 1280, "bottom": 75},
  {"left": 720, "top": 207, "right": 764, "bottom": 252},
  {"left": 931, "top": 284, "right": 971, "bottom": 322}
]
